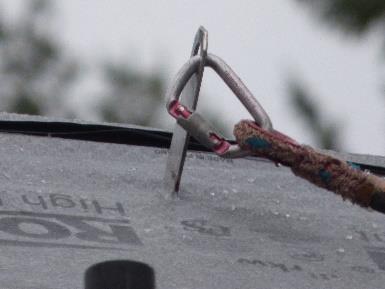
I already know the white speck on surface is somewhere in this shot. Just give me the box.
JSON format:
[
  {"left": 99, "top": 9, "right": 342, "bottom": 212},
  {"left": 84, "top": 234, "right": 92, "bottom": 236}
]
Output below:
[{"left": 337, "top": 248, "right": 345, "bottom": 254}]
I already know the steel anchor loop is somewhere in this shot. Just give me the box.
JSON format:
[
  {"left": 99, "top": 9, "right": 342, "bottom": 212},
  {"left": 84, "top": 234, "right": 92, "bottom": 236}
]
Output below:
[
  {"left": 163, "top": 27, "right": 208, "bottom": 196},
  {"left": 167, "top": 53, "right": 273, "bottom": 158}
]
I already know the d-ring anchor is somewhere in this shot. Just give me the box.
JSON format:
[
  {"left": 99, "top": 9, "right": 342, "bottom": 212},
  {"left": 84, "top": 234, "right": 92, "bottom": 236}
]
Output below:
[
  {"left": 167, "top": 54, "right": 273, "bottom": 157},
  {"left": 163, "top": 27, "right": 272, "bottom": 198},
  {"left": 163, "top": 27, "right": 208, "bottom": 197}
]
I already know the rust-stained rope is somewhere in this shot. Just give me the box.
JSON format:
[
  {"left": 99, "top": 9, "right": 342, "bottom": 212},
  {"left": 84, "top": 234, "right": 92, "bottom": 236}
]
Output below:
[{"left": 234, "top": 120, "right": 385, "bottom": 214}]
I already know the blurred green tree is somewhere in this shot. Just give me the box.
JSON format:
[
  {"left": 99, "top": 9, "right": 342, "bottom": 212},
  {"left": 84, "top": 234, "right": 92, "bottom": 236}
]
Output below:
[
  {"left": 288, "top": 78, "right": 341, "bottom": 150},
  {"left": 0, "top": 0, "right": 167, "bottom": 128},
  {"left": 295, "top": 0, "right": 385, "bottom": 35},
  {"left": 289, "top": 0, "right": 385, "bottom": 150},
  {"left": 0, "top": 0, "right": 78, "bottom": 116},
  {"left": 97, "top": 62, "right": 165, "bottom": 127}
]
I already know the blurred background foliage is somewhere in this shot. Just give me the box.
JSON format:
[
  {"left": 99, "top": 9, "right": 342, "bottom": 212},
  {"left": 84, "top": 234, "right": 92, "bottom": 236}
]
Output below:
[
  {"left": 0, "top": 0, "right": 384, "bottom": 151},
  {"left": 97, "top": 63, "right": 165, "bottom": 126},
  {"left": 295, "top": 0, "right": 385, "bottom": 35},
  {"left": 288, "top": 78, "right": 341, "bottom": 150},
  {"left": 0, "top": 0, "right": 167, "bottom": 127},
  {"left": 0, "top": 0, "right": 77, "bottom": 117},
  {"left": 289, "top": 0, "right": 385, "bottom": 150}
]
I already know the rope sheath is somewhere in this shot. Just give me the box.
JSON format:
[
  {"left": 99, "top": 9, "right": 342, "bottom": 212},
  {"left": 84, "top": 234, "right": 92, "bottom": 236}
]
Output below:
[{"left": 234, "top": 120, "right": 385, "bottom": 214}]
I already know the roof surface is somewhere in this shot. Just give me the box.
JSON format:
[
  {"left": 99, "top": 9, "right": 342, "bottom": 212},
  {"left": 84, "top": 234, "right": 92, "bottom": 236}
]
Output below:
[{"left": 0, "top": 113, "right": 384, "bottom": 289}]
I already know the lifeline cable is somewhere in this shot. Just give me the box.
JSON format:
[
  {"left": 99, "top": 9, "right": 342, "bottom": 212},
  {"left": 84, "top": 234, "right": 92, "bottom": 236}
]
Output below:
[{"left": 234, "top": 120, "right": 385, "bottom": 214}]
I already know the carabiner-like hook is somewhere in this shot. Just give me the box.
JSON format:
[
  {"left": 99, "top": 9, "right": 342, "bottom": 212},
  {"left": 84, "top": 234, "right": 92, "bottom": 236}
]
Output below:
[{"left": 166, "top": 53, "right": 273, "bottom": 158}]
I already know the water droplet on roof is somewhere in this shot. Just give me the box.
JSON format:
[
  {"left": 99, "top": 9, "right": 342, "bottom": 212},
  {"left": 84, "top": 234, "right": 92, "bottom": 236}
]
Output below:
[{"left": 336, "top": 248, "right": 345, "bottom": 254}]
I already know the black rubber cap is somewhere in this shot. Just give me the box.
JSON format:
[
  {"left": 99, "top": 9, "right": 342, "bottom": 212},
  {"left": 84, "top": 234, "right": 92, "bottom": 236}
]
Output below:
[
  {"left": 369, "top": 192, "right": 385, "bottom": 215},
  {"left": 84, "top": 260, "right": 155, "bottom": 289}
]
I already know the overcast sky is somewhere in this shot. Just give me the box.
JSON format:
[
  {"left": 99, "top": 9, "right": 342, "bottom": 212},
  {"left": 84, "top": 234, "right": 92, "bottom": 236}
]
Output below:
[{"left": 4, "top": 0, "right": 385, "bottom": 155}]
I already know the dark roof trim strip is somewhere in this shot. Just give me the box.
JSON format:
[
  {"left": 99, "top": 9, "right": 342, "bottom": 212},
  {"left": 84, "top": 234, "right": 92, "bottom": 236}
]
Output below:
[
  {"left": 0, "top": 120, "right": 211, "bottom": 151},
  {"left": 0, "top": 120, "right": 383, "bottom": 176}
]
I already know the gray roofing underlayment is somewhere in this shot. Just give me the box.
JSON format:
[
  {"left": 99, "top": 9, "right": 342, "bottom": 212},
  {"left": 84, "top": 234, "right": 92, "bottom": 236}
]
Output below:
[{"left": 0, "top": 113, "right": 384, "bottom": 289}]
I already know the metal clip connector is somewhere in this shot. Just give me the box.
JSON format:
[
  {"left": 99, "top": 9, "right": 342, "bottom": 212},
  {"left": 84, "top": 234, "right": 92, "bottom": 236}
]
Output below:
[{"left": 166, "top": 53, "right": 273, "bottom": 158}]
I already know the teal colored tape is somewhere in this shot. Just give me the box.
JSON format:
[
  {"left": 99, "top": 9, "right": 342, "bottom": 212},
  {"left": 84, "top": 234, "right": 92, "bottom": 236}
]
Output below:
[
  {"left": 319, "top": 169, "right": 332, "bottom": 184},
  {"left": 347, "top": 161, "right": 361, "bottom": 170},
  {"left": 246, "top": 136, "right": 271, "bottom": 150}
]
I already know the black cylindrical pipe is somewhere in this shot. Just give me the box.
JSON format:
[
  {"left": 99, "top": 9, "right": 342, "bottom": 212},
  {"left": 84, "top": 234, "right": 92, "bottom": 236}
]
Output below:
[{"left": 85, "top": 260, "right": 155, "bottom": 289}]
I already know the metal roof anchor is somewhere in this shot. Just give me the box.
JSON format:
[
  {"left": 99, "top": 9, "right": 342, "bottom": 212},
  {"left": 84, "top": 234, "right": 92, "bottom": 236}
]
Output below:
[
  {"left": 164, "top": 27, "right": 273, "bottom": 198},
  {"left": 163, "top": 26, "right": 208, "bottom": 198}
]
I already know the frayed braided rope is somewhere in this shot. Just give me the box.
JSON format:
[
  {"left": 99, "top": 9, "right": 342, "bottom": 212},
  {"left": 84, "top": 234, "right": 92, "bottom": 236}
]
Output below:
[{"left": 234, "top": 120, "right": 385, "bottom": 214}]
